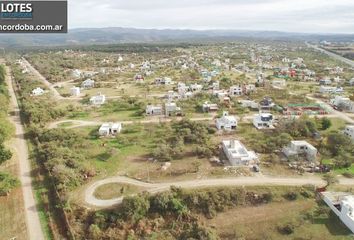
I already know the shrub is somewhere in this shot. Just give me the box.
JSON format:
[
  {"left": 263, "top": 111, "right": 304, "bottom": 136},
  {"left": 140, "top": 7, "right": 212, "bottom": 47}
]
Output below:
[
  {"left": 278, "top": 223, "right": 295, "bottom": 235},
  {"left": 284, "top": 192, "right": 298, "bottom": 201}
]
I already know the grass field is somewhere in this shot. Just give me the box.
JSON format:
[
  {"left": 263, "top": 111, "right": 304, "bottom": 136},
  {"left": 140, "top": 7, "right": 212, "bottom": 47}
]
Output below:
[
  {"left": 203, "top": 199, "right": 353, "bottom": 240},
  {"left": 93, "top": 183, "right": 145, "bottom": 200}
]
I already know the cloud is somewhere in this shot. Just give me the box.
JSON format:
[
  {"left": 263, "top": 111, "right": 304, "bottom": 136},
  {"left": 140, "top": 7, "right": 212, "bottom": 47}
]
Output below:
[{"left": 68, "top": 0, "right": 354, "bottom": 33}]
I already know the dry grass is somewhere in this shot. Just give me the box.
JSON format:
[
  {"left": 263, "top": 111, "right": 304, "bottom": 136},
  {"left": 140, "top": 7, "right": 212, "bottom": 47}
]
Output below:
[{"left": 93, "top": 183, "right": 145, "bottom": 200}]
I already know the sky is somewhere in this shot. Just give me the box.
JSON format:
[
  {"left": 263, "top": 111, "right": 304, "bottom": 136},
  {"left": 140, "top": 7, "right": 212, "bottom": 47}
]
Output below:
[{"left": 68, "top": 0, "right": 354, "bottom": 33}]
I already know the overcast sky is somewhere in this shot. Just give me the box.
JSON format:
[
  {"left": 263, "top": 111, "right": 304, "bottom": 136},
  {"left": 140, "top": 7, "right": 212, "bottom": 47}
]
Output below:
[{"left": 68, "top": 0, "right": 354, "bottom": 33}]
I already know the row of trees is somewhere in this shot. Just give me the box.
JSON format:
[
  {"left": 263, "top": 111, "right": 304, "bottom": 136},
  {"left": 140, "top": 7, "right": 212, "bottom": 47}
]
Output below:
[{"left": 0, "top": 64, "right": 18, "bottom": 196}]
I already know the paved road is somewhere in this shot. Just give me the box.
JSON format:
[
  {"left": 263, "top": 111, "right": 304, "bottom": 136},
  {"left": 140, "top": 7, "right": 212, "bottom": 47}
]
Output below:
[
  {"left": 306, "top": 43, "right": 354, "bottom": 67},
  {"left": 84, "top": 175, "right": 354, "bottom": 208},
  {"left": 6, "top": 66, "right": 45, "bottom": 240},
  {"left": 22, "top": 57, "right": 64, "bottom": 100}
]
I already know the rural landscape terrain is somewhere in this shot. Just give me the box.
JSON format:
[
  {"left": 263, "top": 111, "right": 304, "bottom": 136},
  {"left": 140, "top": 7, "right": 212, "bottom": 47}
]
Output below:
[{"left": 1, "top": 30, "right": 354, "bottom": 240}]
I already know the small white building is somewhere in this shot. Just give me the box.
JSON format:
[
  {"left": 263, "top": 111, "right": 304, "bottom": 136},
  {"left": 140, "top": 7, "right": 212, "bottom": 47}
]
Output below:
[
  {"left": 330, "top": 96, "right": 354, "bottom": 113},
  {"left": 349, "top": 78, "right": 354, "bottom": 86},
  {"left": 344, "top": 125, "right": 354, "bottom": 141},
  {"left": 32, "top": 87, "right": 45, "bottom": 96},
  {"left": 222, "top": 139, "right": 258, "bottom": 166},
  {"left": 229, "top": 85, "right": 243, "bottom": 96},
  {"left": 81, "top": 79, "right": 95, "bottom": 89},
  {"left": 319, "top": 79, "right": 332, "bottom": 85},
  {"left": 202, "top": 102, "right": 219, "bottom": 112},
  {"left": 70, "top": 87, "right": 81, "bottom": 97},
  {"left": 134, "top": 74, "right": 144, "bottom": 83},
  {"left": 190, "top": 83, "right": 203, "bottom": 92},
  {"left": 322, "top": 192, "right": 354, "bottom": 234},
  {"left": 165, "top": 102, "right": 181, "bottom": 116},
  {"left": 216, "top": 112, "right": 237, "bottom": 131},
  {"left": 320, "top": 86, "right": 344, "bottom": 94},
  {"left": 253, "top": 113, "right": 274, "bottom": 129},
  {"left": 99, "top": 122, "right": 122, "bottom": 136},
  {"left": 146, "top": 105, "right": 163, "bottom": 116},
  {"left": 282, "top": 140, "right": 317, "bottom": 161},
  {"left": 156, "top": 77, "right": 172, "bottom": 85},
  {"left": 239, "top": 100, "right": 259, "bottom": 109},
  {"left": 90, "top": 93, "right": 106, "bottom": 105},
  {"left": 72, "top": 69, "right": 82, "bottom": 78}
]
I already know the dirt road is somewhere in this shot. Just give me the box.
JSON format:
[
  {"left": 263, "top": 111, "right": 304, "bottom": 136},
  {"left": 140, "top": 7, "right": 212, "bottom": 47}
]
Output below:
[
  {"left": 84, "top": 175, "right": 354, "bottom": 208},
  {"left": 6, "top": 66, "right": 45, "bottom": 240}
]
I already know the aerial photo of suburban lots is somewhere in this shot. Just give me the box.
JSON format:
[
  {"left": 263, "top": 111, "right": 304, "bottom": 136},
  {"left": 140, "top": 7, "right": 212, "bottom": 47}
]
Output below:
[{"left": 1, "top": 1, "right": 354, "bottom": 240}]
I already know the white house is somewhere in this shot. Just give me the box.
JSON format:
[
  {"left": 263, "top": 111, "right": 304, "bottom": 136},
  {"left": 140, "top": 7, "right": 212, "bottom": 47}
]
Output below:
[
  {"left": 222, "top": 139, "right": 258, "bottom": 166},
  {"left": 156, "top": 77, "right": 172, "bottom": 85},
  {"left": 322, "top": 192, "right": 354, "bottom": 234},
  {"left": 81, "top": 79, "right": 95, "bottom": 89},
  {"left": 32, "top": 87, "right": 45, "bottom": 96},
  {"left": 253, "top": 113, "right": 274, "bottom": 129},
  {"left": 239, "top": 100, "right": 259, "bottom": 109},
  {"left": 216, "top": 112, "right": 237, "bottom": 131},
  {"left": 99, "top": 122, "right": 122, "bottom": 136},
  {"left": 72, "top": 69, "right": 82, "bottom": 78},
  {"left": 349, "top": 78, "right": 354, "bottom": 86},
  {"left": 165, "top": 102, "right": 181, "bottom": 116},
  {"left": 202, "top": 102, "right": 219, "bottom": 112},
  {"left": 319, "top": 79, "right": 332, "bottom": 85},
  {"left": 90, "top": 93, "right": 106, "bottom": 105},
  {"left": 320, "top": 86, "right": 344, "bottom": 94},
  {"left": 146, "top": 105, "right": 163, "bottom": 116},
  {"left": 282, "top": 140, "right": 317, "bottom": 161},
  {"left": 344, "top": 125, "right": 354, "bottom": 141},
  {"left": 330, "top": 96, "right": 354, "bottom": 113},
  {"left": 190, "top": 83, "right": 203, "bottom": 92},
  {"left": 229, "top": 85, "right": 243, "bottom": 96},
  {"left": 70, "top": 87, "right": 81, "bottom": 97}
]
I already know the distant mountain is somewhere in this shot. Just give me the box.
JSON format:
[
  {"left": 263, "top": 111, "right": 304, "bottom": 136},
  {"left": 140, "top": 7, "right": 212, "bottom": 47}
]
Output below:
[{"left": 0, "top": 27, "right": 353, "bottom": 48}]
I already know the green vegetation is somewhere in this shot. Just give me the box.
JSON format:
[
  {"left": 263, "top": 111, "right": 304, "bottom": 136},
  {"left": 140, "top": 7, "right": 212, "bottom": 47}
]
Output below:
[
  {"left": 93, "top": 183, "right": 144, "bottom": 200},
  {"left": 0, "top": 172, "right": 20, "bottom": 196}
]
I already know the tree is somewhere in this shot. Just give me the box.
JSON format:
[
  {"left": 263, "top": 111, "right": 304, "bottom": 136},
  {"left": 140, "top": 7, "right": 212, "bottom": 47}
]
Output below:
[
  {"left": 0, "top": 144, "right": 12, "bottom": 164},
  {"left": 321, "top": 117, "right": 332, "bottom": 130},
  {"left": 322, "top": 173, "right": 339, "bottom": 188}
]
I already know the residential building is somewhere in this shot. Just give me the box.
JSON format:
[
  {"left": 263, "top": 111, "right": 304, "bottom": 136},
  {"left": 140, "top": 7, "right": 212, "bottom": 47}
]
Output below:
[
  {"left": 90, "top": 93, "right": 106, "bottom": 105},
  {"left": 99, "top": 122, "right": 122, "bottom": 136},
  {"left": 202, "top": 102, "right": 219, "bottom": 112},
  {"left": 282, "top": 140, "right": 317, "bottom": 161},
  {"left": 72, "top": 69, "right": 82, "bottom": 78},
  {"left": 190, "top": 83, "right": 203, "bottom": 92},
  {"left": 322, "top": 192, "right": 354, "bottom": 233},
  {"left": 330, "top": 96, "right": 354, "bottom": 113},
  {"left": 81, "top": 79, "right": 95, "bottom": 89},
  {"left": 216, "top": 111, "right": 237, "bottom": 131},
  {"left": 135, "top": 74, "right": 144, "bottom": 83},
  {"left": 229, "top": 85, "right": 243, "bottom": 96},
  {"left": 165, "top": 102, "right": 181, "bottom": 116},
  {"left": 259, "top": 97, "right": 275, "bottom": 109},
  {"left": 32, "top": 87, "right": 44, "bottom": 96},
  {"left": 222, "top": 139, "right": 258, "bottom": 166},
  {"left": 156, "top": 77, "right": 172, "bottom": 85},
  {"left": 349, "top": 78, "right": 354, "bottom": 86},
  {"left": 146, "top": 105, "right": 163, "bottom": 116},
  {"left": 344, "top": 125, "right": 354, "bottom": 141},
  {"left": 239, "top": 100, "right": 259, "bottom": 109},
  {"left": 272, "top": 79, "right": 286, "bottom": 89},
  {"left": 253, "top": 113, "right": 274, "bottom": 129},
  {"left": 319, "top": 79, "right": 332, "bottom": 85},
  {"left": 70, "top": 87, "right": 81, "bottom": 96},
  {"left": 319, "top": 86, "right": 344, "bottom": 94}
]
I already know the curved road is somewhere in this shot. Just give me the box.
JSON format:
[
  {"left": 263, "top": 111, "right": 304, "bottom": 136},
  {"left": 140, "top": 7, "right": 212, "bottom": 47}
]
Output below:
[
  {"left": 84, "top": 175, "right": 354, "bottom": 208},
  {"left": 6, "top": 66, "right": 45, "bottom": 240}
]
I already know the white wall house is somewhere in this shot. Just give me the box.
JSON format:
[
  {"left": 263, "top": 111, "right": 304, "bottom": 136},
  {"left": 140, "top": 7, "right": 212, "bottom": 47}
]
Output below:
[
  {"left": 216, "top": 112, "right": 237, "bottom": 131},
  {"left": 81, "top": 79, "right": 95, "bottom": 89},
  {"left": 319, "top": 79, "right": 332, "bottom": 85},
  {"left": 322, "top": 192, "right": 354, "bottom": 234},
  {"left": 282, "top": 140, "right": 317, "bottom": 161},
  {"left": 156, "top": 77, "right": 172, "bottom": 85},
  {"left": 135, "top": 74, "right": 144, "bottom": 83},
  {"left": 222, "top": 139, "right": 258, "bottom": 166},
  {"left": 253, "top": 113, "right": 274, "bottom": 129},
  {"left": 165, "top": 102, "right": 181, "bottom": 116},
  {"left": 349, "top": 78, "right": 354, "bottom": 86},
  {"left": 330, "top": 96, "right": 354, "bottom": 113},
  {"left": 344, "top": 125, "right": 354, "bottom": 141},
  {"left": 190, "top": 83, "right": 203, "bottom": 92},
  {"left": 99, "top": 122, "right": 122, "bottom": 136},
  {"left": 202, "top": 102, "right": 219, "bottom": 112},
  {"left": 229, "top": 85, "right": 243, "bottom": 96},
  {"left": 32, "top": 87, "right": 45, "bottom": 96},
  {"left": 72, "top": 69, "right": 82, "bottom": 78},
  {"left": 239, "top": 100, "right": 259, "bottom": 109},
  {"left": 146, "top": 105, "right": 163, "bottom": 116},
  {"left": 320, "top": 86, "right": 344, "bottom": 94},
  {"left": 70, "top": 87, "right": 81, "bottom": 97},
  {"left": 90, "top": 93, "right": 106, "bottom": 105}
]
